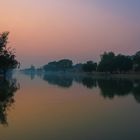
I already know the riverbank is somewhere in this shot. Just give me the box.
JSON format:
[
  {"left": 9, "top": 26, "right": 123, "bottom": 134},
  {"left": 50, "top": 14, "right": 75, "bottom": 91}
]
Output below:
[{"left": 41, "top": 71, "right": 140, "bottom": 80}]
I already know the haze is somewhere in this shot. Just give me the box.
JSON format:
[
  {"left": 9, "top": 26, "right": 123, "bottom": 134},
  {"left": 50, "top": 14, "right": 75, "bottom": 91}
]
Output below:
[{"left": 0, "top": 0, "right": 140, "bottom": 68}]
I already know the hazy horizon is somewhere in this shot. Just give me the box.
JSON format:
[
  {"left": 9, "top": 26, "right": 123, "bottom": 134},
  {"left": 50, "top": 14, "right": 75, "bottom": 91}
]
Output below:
[{"left": 0, "top": 0, "right": 140, "bottom": 68}]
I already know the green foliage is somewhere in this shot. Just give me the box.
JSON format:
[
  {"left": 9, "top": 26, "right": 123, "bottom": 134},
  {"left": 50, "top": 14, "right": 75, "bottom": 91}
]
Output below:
[{"left": 82, "top": 61, "right": 97, "bottom": 72}]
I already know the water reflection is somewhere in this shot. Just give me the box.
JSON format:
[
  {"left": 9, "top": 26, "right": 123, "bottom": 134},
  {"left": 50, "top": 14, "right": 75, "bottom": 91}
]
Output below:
[
  {"left": 0, "top": 78, "right": 19, "bottom": 126},
  {"left": 98, "top": 79, "right": 140, "bottom": 103},
  {"left": 21, "top": 71, "right": 36, "bottom": 80},
  {"left": 43, "top": 74, "right": 73, "bottom": 88},
  {"left": 22, "top": 72, "right": 140, "bottom": 103},
  {"left": 133, "top": 80, "right": 140, "bottom": 103},
  {"left": 3, "top": 73, "right": 140, "bottom": 140},
  {"left": 42, "top": 73, "right": 140, "bottom": 103},
  {"left": 98, "top": 79, "right": 133, "bottom": 98},
  {"left": 82, "top": 77, "right": 97, "bottom": 89}
]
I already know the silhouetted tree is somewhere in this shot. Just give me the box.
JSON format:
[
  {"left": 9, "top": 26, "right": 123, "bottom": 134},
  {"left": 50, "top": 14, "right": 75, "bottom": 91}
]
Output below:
[
  {"left": 82, "top": 61, "right": 97, "bottom": 73},
  {"left": 43, "top": 59, "right": 73, "bottom": 72},
  {"left": 114, "top": 54, "right": 133, "bottom": 73},
  {"left": 57, "top": 59, "right": 73, "bottom": 71},
  {"left": 72, "top": 63, "right": 83, "bottom": 72},
  {"left": 133, "top": 51, "right": 140, "bottom": 71},
  {"left": 0, "top": 32, "right": 9, "bottom": 51},
  {"left": 0, "top": 32, "right": 19, "bottom": 77},
  {"left": 30, "top": 65, "right": 35, "bottom": 71},
  {"left": 97, "top": 52, "right": 116, "bottom": 73},
  {"left": 97, "top": 52, "right": 133, "bottom": 73},
  {"left": 43, "top": 61, "right": 58, "bottom": 71}
]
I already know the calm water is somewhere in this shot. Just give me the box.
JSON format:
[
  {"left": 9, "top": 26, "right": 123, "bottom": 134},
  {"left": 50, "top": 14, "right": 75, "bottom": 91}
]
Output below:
[{"left": 0, "top": 72, "right": 140, "bottom": 140}]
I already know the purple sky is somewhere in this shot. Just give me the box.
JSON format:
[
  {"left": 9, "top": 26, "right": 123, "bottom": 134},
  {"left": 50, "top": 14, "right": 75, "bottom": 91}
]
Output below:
[{"left": 0, "top": 0, "right": 140, "bottom": 68}]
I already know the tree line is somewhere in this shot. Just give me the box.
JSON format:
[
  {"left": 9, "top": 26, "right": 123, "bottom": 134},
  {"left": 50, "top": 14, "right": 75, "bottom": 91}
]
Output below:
[{"left": 42, "top": 51, "right": 140, "bottom": 73}]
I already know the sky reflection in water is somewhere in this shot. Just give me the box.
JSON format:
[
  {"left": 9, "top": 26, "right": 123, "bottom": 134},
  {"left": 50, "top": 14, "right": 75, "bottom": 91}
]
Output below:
[{"left": 0, "top": 73, "right": 140, "bottom": 140}]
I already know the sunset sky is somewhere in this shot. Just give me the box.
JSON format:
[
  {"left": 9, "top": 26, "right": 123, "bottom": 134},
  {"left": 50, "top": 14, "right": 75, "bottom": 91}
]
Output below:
[{"left": 0, "top": 0, "right": 140, "bottom": 68}]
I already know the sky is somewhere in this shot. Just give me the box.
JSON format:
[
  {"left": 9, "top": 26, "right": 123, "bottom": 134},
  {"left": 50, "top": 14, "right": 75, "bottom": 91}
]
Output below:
[{"left": 0, "top": 0, "right": 140, "bottom": 68}]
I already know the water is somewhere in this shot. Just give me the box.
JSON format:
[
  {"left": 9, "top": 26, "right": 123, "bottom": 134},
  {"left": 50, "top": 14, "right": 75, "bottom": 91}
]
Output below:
[{"left": 0, "top": 72, "right": 140, "bottom": 140}]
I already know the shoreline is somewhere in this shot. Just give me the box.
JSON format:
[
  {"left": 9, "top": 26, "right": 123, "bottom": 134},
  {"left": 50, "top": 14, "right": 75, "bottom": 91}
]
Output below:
[{"left": 40, "top": 71, "right": 140, "bottom": 80}]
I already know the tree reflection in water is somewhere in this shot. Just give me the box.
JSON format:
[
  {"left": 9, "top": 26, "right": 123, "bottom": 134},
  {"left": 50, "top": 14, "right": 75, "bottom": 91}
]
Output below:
[
  {"left": 43, "top": 74, "right": 73, "bottom": 88},
  {"left": 0, "top": 78, "right": 19, "bottom": 126},
  {"left": 81, "top": 77, "right": 97, "bottom": 89},
  {"left": 42, "top": 73, "right": 140, "bottom": 103},
  {"left": 98, "top": 79, "right": 133, "bottom": 98},
  {"left": 133, "top": 80, "right": 140, "bottom": 103},
  {"left": 22, "top": 72, "right": 140, "bottom": 103},
  {"left": 97, "top": 79, "right": 140, "bottom": 103}
]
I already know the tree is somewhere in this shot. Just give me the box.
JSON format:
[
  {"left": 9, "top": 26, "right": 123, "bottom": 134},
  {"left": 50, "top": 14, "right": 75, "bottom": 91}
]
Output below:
[
  {"left": 97, "top": 52, "right": 116, "bottom": 73},
  {"left": 114, "top": 54, "right": 133, "bottom": 73},
  {"left": 0, "top": 32, "right": 9, "bottom": 51},
  {"left": 57, "top": 59, "right": 73, "bottom": 71},
  {"left": 30, "top": 65, "right": 36, "bottom": 72},
  {"left": 43, "top": 59, "right": 73, "bottom": 72},
  {"left": 0, "top": 32, "right": 19, "bottom": 77},
  {"left": 82, "top": 61, "right": 97, "bottom": 72},
  {"left": 133, "top": 51, "right": 140, "bottom": 71},
  {"left": 43, "top": 61, "right": 58, "bottom": 71},
  {"left": 97, "top": 52, "right": 133, "bottom": 73}
]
